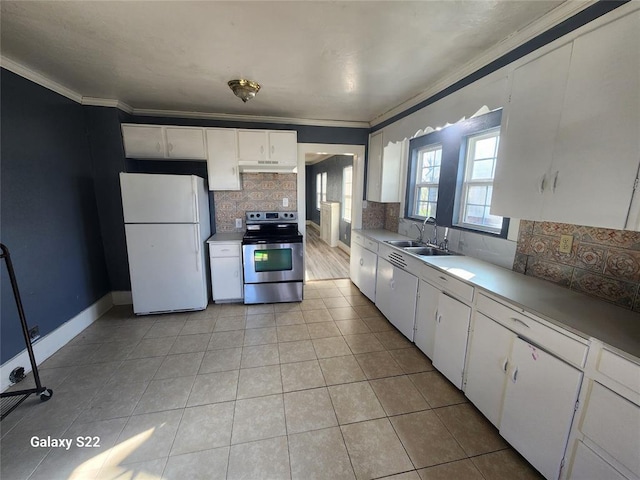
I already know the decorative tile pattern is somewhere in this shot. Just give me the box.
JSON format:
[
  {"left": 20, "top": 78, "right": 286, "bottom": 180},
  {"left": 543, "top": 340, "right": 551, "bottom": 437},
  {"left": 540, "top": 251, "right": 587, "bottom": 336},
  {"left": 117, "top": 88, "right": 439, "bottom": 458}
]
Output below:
[
  {"left": 361, "top": 201, "right": 385, "bottom": 229},
  {"left": 515, "top": 220, "right": 640, "bottom": 310},
  {"left": 384, "top": 203, "right": 401, "bottom": 231},
  {"left": 213, "top": 173, "right": 297, "bottom": 232}
]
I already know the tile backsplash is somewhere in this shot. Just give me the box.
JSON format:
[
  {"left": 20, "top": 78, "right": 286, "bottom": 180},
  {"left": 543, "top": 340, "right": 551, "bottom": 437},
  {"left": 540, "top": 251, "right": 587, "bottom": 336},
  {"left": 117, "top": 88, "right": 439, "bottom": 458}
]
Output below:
[
  {"left": 362, "top": 201, "right": 400, "bottom": 231},
  {"left": 213, "top": 173, "right": 297, "bottom": 232},
  {"left": 515, "top": 220, "right": 640, "bottom": 311}
]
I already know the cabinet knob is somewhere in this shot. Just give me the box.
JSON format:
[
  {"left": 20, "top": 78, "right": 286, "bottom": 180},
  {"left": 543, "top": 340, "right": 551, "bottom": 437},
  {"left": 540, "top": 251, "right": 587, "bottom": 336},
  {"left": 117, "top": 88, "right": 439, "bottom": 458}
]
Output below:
[
  {"left": 168, "top": 143, "right": 174, "bottom": 152},
  {"left": 260, "top": 145, "right": 264, "bottom": 155},
  {"left": 539, "top": 174, "right": 546, "bottom": 194},
  {"left": 359, "top": 258, "right": 364, "bottom": 266},
  {"left": 156, "top": 142, "right": 162, "bottom": 152},
  {"left": 552, "top": 171, "right": 559, "bottom": 192},
  {"left": 271, "top": 145, "right": 275, "bottom": 154}
]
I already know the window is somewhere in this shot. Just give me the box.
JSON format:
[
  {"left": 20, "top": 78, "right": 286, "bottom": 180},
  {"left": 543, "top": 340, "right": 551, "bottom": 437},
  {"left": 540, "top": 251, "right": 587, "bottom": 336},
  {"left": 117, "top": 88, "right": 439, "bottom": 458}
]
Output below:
[
  {"left": 404, "top": 109, "right": 509, "bottom": 238},
  {"left": 458, "top": 129, "right": 503, "bottom": 232},
  {"left": 342, "top": 166, "right": 353, "bottom": 223},
  {"left": 412, "top": 145, "right": 442, "bottom": 219},
  {"left": 316, "top": 172, "right": 327, "bottom": 210}
]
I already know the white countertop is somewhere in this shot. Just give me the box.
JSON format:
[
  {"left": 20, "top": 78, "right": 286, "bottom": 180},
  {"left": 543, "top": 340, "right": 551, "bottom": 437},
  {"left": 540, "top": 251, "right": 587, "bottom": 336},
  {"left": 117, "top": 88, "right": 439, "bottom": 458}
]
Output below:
[
  {"left": 356, "top": 229, "right": 640, "bottom": 360},
  {"left": 206, "top": 232, "right": 244, "bottom": 243}
]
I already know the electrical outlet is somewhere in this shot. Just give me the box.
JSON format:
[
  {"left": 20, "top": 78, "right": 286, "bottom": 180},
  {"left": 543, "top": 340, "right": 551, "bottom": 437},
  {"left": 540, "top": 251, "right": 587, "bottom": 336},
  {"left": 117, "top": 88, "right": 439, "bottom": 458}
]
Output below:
[
  {"left": 283, "top": 197, "right": 289, "bottom": 207},
  {"left": 28, "top": 325, "right": 40, "bottom": 342},
  {"left": 235, "top": 218, "right": 242, "bottom": 229},
  {"left": 559, "top": 235, "right": 573, "bottom": 254}
]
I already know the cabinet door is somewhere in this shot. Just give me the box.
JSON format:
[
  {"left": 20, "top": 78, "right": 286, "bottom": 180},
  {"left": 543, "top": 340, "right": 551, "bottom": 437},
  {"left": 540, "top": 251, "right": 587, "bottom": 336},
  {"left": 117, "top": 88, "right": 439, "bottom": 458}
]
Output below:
[
  {"left": 414, "top": 279, "right": 440, "bottom": 359},
  {"left": 165, "top": 127, "right": 206, "bottom": 160},
  {"left": 375, "top": 258, "right": 417, "bottom": 341},
  {"left": 544, "top": 10, "right": 640, "bottom": 229},
  {"left": 211, "top": 256, "right": 243, "bottom": 300},
  {"left": 359, "top": 247, "right": 377, "bottom": 302},
  {"left": 206, "top": 129, "right": 240, "bottom": 191},
  {"left": 379, "top": 141, "right": 402, "bottom": 203},
  {"left": 366, "top": 131, "right": 384, "bottom": 202},
  {"left": 350, "top": 242, "right": 364, "bottom": 288},
  {"left": 464, "top": 313, "right": 514, "bottom": 427},
  {"left": 432, "top": 292, "right": 471, "bottom": 389},
  {"left": 500, "top": 337, "right": 583, "bottom": 480},
  {"left": 268, "top": 131, "right": 297, "bottom": 165},
  {"left": 375, "top": 258, "right": 393, "bottom": 319},
  {"left": 121, "top": 124, "right": 166, "bottom": 158},
  {"left": 492, "top": 43, "right": 572, "bottom": 220},
  {"left": 568, "top": 441, "right": 627, "bottom": 480},
  {"left": 238, "top": 130, "right": 267, "bottom": 160}
]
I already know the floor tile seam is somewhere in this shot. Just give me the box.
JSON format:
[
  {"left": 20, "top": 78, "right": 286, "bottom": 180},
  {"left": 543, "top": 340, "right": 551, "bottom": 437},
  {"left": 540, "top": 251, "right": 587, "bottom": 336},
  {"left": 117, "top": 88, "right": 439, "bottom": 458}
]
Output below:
[
  {"left": 370, "top": 467, "right": 419, "bottom": 480},
  {"left": 386, "top": 410, "right": 427, "bottom": 472}
]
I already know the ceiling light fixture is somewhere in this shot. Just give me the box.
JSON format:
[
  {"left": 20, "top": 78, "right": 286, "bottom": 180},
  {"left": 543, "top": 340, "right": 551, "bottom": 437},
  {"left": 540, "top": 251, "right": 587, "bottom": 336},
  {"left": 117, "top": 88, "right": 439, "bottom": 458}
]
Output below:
[{"left": 228, "top": 79, "right": 261, "bottom": 103}]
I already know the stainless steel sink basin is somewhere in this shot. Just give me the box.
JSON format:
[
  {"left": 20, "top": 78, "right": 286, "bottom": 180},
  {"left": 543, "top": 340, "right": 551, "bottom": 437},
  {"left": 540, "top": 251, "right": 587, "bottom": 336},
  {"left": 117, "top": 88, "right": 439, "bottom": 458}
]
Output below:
[
  {"left": 403, "top": 246, "right": 457, "bottom": 256},
  {"left": 385, "top": 240, "right": 424, "bottom": 248}
]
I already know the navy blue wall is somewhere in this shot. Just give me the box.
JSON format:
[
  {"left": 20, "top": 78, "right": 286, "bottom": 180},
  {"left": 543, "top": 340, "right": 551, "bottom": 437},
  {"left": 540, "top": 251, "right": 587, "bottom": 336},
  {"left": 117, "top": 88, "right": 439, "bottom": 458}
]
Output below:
[
  {"left": 1, "top": 69, "right": 110, "bottom": 363},
  {"left": 306, "top": 155, "right": 354, "bottom": 246}
]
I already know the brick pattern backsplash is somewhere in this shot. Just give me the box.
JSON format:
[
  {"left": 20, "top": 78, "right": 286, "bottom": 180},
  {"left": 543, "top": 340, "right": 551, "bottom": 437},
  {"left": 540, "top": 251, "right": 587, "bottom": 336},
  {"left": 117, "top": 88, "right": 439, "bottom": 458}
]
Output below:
[
  {"left": 213, "top": 173, "right": 297, "bottom": 232},
  {"left": 514, "top": 220, "right": 640, "bottom": 311}
]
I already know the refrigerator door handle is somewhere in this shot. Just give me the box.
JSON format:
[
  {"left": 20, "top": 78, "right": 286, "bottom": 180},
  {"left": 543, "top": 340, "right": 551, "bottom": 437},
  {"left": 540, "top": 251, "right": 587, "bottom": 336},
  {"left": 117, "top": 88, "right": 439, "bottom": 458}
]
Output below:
[
  {"left": 194, "top": 224, "right": 200, "bottom": 272},
  {"left": 191, "top": 176, "right": 198, "bottom": 223}
]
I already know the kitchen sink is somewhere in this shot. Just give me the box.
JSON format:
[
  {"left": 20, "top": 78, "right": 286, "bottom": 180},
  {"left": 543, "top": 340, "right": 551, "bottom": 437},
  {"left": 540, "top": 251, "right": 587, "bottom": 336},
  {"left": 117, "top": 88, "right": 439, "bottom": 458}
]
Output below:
[
  {"left": 385, "top": 240, "right": 424, "bottom": 248},
  {"left": 403, "top": 246, "right": 457, "bottom": 256}
]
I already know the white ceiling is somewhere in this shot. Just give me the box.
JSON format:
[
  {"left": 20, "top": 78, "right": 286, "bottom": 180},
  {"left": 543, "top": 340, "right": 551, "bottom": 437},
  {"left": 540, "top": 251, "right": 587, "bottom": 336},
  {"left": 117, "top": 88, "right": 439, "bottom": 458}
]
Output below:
[{"left": 0, "top": 1, "right": 587, "bottom": 126}]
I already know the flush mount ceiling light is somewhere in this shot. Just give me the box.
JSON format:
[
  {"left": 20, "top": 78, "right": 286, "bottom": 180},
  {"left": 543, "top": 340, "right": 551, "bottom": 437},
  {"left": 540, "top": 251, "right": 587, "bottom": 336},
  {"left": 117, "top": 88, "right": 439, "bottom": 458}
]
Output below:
[{"left": 228, "top": 79, "right": 261, "bottom": 103}]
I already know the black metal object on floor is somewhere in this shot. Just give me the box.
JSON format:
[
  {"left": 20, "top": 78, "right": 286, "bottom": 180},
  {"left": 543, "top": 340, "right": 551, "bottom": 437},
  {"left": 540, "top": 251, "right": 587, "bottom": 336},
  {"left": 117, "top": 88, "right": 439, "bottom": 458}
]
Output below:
[{"left": 0, "top": 243, "right": 53, "bottom": 420}]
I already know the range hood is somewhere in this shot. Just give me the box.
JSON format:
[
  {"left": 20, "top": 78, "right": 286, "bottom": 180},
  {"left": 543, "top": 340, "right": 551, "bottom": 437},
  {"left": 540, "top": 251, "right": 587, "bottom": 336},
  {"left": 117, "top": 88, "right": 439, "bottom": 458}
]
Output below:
[{"left": 238, "top": 160, "right": 297, "bottom": 173}]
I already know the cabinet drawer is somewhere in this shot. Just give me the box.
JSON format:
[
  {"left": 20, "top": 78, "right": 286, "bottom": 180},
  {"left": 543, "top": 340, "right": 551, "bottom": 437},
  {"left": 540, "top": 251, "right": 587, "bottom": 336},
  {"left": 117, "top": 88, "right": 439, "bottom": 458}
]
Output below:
[
  {"left": 597, "top": 348, "right": 640, "bottom": 395},
  {"left": 581, "top": 382, "right": 640, "bottom": 477},
  {"left": 352, "top": 232, "right": 365, "bottom": 247},
  {"left": 364, "top": 238, "right": 378, "bottom": 253},
  {"left": 421, "top": 265, "right": 474, "bottom": 303},
  {"left": 209, "top": 243, "right": 241, "bottom": 257},
  {"left": 477, "top": 294, "right": 588, "bottom": 367}
]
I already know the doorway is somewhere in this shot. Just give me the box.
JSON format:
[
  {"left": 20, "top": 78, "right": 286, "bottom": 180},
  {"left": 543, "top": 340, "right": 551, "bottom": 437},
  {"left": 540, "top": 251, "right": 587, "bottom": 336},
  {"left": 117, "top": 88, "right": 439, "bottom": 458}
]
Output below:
[{"left": 296, "top": 143, "right": 365, "bottom": 281}]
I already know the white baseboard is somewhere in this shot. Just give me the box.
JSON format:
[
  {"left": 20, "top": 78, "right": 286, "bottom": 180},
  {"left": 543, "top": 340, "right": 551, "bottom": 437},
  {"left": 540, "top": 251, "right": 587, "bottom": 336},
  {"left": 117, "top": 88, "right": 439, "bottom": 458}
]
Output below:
[
  {"left": 111, "top": 291, "right": 133, "bottom": 305},
  {"left": 0, "top": 293, "right": 113, "bottom": 392}
]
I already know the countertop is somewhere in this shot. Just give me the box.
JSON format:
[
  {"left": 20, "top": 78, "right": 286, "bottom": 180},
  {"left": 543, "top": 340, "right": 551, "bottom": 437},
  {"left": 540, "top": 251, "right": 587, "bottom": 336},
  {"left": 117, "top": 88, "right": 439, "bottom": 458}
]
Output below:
[
  {"left": 206, "top": 232, "right": 244, "bottom": 243},
  {"left": 355, "top": 229, "right": 640, "bottom": 361}
]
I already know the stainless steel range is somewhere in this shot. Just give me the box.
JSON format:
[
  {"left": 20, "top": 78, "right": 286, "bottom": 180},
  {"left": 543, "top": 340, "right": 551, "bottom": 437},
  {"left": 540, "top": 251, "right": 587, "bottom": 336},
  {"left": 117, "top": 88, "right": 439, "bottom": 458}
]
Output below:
[{"left": 242, "top": 211, "right": 304, "bottom": 304}]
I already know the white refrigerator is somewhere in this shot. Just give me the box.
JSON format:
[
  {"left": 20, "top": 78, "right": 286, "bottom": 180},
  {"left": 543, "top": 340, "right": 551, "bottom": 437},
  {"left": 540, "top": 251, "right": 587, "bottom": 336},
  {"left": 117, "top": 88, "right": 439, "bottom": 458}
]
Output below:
[{"left": 120, "top": 172, "right": 211, "bottom": 315}]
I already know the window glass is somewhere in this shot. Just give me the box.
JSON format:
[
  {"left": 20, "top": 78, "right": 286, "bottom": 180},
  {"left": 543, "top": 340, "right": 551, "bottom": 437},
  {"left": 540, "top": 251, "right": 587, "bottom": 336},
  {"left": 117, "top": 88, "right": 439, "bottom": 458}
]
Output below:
[
  {"left": 343, "top": 166, "right": 353, "bottom": 223},
  {"left": 412, "top": 145, "right": 442, "bottom": 218},
  {"left": 458, "top": 129, "right": 503, "bottom": 231}
]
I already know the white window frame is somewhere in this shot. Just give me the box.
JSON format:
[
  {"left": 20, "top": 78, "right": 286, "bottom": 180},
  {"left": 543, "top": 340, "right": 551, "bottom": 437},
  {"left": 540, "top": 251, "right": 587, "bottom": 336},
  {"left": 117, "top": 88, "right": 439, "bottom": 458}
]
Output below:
[
  {"left": 412, "top": 144, "right": 442, "bottom": 219},
  {"left": 342, "top": 166, "right": 353, "bottom": 223},
  {"left": 457, "top": 128, "right": 502, "bottom": 233}
]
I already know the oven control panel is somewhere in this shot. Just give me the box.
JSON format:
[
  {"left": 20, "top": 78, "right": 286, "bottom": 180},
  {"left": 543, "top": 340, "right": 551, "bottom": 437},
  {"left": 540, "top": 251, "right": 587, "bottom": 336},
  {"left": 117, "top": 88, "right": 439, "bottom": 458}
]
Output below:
[{"left": 246, "top": 211, "right": 297, "bottom": 223}]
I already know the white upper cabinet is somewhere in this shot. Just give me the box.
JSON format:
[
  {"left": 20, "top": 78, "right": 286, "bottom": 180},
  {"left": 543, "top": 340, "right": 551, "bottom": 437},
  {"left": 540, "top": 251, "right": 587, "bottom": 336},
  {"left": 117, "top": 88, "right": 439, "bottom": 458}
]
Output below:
[
  {"left": 165, "top": 127, "right": 207, "bottom": 160},
  {"left": 492, "top": 44, "right": 572, "bottom": 221},
  {"left": 237, "top": 129, "right": 298, "bottom": 167},
  {"left": 205, "top": 128, "right": 241, "bottom": 191},
  {"left": 493, "top": 9, "right": 640, "bottom": 230},
  {"left": 367, "top": 132, "right": 403, "bottom": 203},
  {"left": 121, "top": 124, "right": 206, "bottom": 160}
]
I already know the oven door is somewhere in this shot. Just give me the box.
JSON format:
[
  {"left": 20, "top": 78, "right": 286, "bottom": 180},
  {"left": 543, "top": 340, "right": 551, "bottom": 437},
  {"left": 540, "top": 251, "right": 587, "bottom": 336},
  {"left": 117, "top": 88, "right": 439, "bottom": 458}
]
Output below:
[{"left": 242, "top": 242, "right": 304, "bottom": 284}]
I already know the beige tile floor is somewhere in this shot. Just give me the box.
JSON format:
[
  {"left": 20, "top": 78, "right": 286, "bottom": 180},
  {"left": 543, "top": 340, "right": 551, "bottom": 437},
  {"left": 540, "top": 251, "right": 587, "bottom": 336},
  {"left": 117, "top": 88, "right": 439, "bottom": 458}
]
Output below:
[{"left": 0, "top": 279, "right": 543, "bottom": 480}]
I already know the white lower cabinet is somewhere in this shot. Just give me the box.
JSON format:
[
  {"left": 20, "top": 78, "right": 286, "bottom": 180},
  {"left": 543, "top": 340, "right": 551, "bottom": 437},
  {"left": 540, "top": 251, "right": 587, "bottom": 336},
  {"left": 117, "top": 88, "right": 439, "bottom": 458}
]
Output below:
[
  {"left": 414, "top": 279, "right": 440, "bottom": 359},
  {"left": 350, "top": 243, "right": 377, "bottom": 301},
  {"left": 375, "top": 258, "right": 418, "bottom": 341},
  {"left": 209, "top": 243, "right": 243, "bottom": 301},
  {"left": 465, "top": 313, "right": 513, "bottom": 427},
  {"left": 500, "top": 337, "right": 583, "bottom": 480},
  {"left": 432, "top": 292, "right": 471, "bottom": 390},
  {"left": 568, "top": 441, "right": 627, "bottom": 480}
]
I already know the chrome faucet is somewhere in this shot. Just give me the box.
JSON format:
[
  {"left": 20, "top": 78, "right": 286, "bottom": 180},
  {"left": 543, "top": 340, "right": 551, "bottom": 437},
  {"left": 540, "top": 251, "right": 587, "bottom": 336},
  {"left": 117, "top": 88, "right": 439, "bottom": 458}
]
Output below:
[
  {"left": 412, "top": 223, "right": 424, "bottom": 243},
  {"left": 424, "top": 216, "right": 437, "bottom": 246}
]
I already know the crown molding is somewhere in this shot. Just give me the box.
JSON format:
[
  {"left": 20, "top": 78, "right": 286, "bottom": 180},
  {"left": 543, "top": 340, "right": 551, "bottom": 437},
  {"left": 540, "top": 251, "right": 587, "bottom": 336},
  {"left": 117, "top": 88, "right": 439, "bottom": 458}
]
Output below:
[
  {"left": 369, "top": 0, "right": 596, "bottom": 127},
  {"left": 129, "top": 108, "right": 370, "bottom": 129},
  {"left": 81, "top": 97, "right": 134, "bottom": 114},
  {"left": 1, "top": 55, "right": 83, "bottom": 104}
]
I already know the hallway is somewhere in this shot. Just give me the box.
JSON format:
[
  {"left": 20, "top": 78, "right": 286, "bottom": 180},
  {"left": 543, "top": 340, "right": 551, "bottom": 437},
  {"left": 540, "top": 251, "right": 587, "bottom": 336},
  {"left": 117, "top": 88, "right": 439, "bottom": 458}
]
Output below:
[{"left": 305, "top": 226, "right": 350, "bottom": 281}]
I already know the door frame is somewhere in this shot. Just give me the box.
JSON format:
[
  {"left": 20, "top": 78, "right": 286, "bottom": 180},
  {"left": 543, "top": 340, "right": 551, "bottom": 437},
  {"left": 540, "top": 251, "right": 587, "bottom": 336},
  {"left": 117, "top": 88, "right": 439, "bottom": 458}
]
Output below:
[{"left": 296, "top": 143, "right": 366, "bottom": 253}]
